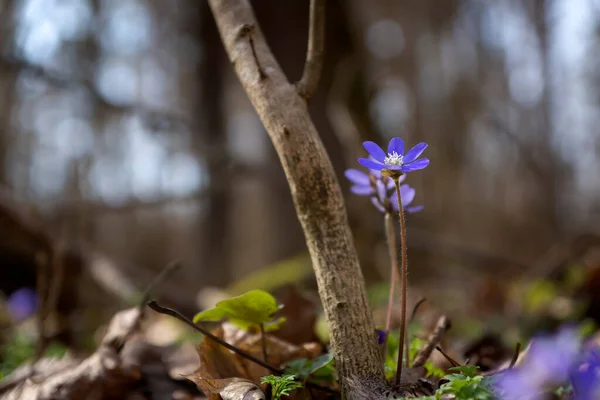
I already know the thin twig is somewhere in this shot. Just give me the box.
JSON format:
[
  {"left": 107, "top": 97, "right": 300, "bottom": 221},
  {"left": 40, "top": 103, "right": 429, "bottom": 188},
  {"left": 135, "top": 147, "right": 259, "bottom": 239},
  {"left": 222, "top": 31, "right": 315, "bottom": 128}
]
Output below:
[
  {"left": 260, "top": 323, "right": 268, "bottom": 363},
  {"left": 117, "top": 261, "right": 182, "bottom": 352},
  {"left": 508, "top": 342, "right": 521, "bottom": 369},
  {"left": 147, "top": 301, "right": 280, "bottom": 373},
  {"left": 413, "top": 316, "right": 451, "bottom": 368},
  {"left": 138, "top": 261, "right": 182, "bottom": 313},
  {"left": 382, "top": 212, "right": 398, "bottom": 360},
  {"left": 297, "top": 0, "right": 325, "bottom": 101},
  {"left": 147, "top": 301, "right": 338, "bottom": 396},
  {"left": 435, "top": 346, "right": 461, "bottom": 368},
  {"left": 409, "top": 297, "right": 427, "bottom": 323},
  {"left": 393, "top": 178, "right": 408, "bottom": 387}
]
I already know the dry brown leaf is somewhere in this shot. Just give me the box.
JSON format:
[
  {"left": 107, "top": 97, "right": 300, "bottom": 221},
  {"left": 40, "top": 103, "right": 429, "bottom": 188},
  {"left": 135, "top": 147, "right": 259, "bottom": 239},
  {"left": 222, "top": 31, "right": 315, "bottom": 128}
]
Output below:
[
  {"left": 0, "top": 307, "right": 144, "bottom": 400},
  {"left": 221, "top": 322, "right": 321, "bottom": 383},
  {"left": 196, "top": 326, "right": 249, "bottom": 380},
  {"left": 185, "top": 377, "right": 265, "bottom": 400},
  {"left": 183, "top": 327, "right": 254, "bottom": 398}
]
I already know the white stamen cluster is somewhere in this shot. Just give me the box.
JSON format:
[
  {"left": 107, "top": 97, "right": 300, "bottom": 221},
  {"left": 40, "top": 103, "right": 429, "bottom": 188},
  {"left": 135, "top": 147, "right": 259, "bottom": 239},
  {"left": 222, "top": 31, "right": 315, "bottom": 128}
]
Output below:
[{"left": 384, "top": 151, "right": 403, "bottom": 166}]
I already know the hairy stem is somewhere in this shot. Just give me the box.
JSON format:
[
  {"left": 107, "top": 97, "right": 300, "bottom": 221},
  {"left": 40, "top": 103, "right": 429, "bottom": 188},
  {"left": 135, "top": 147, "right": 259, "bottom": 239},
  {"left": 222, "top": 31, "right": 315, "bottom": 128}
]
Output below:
[
  {"left": 393, "top": 178, "right": 408, "bottom": 387},
  {"left": 382, "top": 212, "right": 398, "bottom": 360}
]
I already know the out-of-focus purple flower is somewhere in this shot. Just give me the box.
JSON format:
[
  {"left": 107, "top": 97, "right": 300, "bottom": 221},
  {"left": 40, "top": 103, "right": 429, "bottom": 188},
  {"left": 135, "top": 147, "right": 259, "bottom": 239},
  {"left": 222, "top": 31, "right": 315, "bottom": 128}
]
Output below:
[
  {"left": 494, "top": 326, "right": 581, "bottom": 400},
  {"left": 376, "top": 329, "right": 388, "bottom": 345},
  {"left": 6, "top": 287, "right": 38, "bottom": 321},
  {"left": 358, "top": 137, "right": 430, "bottom": 173},
  {"left": 524, "top": 326, "right": 580, "bottom": 384},
  {"left": 570, "top": 348, "right": 600, "bottom": 400},
  {"left": 494, "top": 368, "right": 539, "bottom": 400},
  {"left": 344, "top": 167, "right": 423, "bottom": 214}
]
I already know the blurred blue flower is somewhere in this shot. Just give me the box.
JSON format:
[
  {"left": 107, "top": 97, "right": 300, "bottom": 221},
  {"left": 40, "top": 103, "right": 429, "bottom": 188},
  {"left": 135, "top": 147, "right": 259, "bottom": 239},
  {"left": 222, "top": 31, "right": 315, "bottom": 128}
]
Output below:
[
  {"left": 570, "top": 347, "right": 600, "bottom": 400},
  {"left": 376, "top": 329, "right": 387, "bottom": 345},
  {"left": 358, "top": 137, "right": 429, "bottom": 173},
  {"left": 344, "top": 167, "right": 423, "bottom": 214},
  {"left": 494, "top": 326, "right": 581, "bottom": 400},
  {"left": 6, "top": 287, "right": 38, "bottom": 321}
]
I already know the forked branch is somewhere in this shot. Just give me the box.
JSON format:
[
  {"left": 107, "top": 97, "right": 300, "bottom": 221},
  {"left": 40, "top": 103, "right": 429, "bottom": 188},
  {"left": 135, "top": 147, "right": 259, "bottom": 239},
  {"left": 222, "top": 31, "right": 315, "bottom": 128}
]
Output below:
[
  {"left": 297, "top": 0, "right": 326, "bottom": 101},
  {"left": 207, "top": 0, "right": 384, "bottom": 396}
]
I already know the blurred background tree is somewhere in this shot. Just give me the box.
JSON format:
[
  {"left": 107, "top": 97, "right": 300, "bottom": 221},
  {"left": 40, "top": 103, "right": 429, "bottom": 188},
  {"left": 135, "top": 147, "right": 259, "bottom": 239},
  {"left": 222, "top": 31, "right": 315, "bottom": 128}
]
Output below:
[{"left": 0, "top": 0, "right": 599, "bottom": 331}]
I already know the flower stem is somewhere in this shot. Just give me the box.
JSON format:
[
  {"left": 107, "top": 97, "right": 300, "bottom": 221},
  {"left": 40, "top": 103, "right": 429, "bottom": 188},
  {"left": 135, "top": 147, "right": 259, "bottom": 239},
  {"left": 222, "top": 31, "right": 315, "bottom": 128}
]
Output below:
[
  {"left": 260, "top": 323, "right": 268, "bottom": 363},
  {"left": 382, "top": 212, "right": 399, "bottom": 360},
  {"left": 393, "top": 177, "right": 408, "bottom": 387}
]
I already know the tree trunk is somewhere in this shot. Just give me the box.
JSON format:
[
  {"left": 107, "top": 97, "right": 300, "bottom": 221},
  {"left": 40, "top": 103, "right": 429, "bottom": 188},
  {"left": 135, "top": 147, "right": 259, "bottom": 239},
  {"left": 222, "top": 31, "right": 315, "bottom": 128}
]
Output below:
[{"left": 207, "top": 0, "right": 384, "bottom": 396}]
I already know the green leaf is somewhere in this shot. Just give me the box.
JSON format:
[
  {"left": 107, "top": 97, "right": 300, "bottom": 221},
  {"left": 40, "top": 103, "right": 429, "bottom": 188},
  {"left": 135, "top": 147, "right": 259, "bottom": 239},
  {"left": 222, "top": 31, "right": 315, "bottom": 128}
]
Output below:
[
  {"left": 448, "top": 365, "right": 482, "bottom": 378},
  {"left": 261, "top": 374, "right": 303, "bottom": 400},
  {"left": 193, "top": 290, "right": 284, "bottom": 331},
  {"left": 284, "top": 353, "right": 334, "bottom": 380}
]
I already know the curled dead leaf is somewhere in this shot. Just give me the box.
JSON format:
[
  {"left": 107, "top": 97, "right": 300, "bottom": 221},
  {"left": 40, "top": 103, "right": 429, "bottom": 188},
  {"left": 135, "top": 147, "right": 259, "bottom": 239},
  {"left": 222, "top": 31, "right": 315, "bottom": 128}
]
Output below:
[{"left": 185, "top": 377, "right": 265, "bottom": 400}]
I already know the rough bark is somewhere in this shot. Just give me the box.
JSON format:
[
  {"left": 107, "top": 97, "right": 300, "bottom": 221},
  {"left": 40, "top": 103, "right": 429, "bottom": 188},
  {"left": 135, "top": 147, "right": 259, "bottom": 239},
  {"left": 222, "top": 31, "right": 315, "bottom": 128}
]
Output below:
[{"left": 207, "top": 0, "right": 384, "bottom": 396}]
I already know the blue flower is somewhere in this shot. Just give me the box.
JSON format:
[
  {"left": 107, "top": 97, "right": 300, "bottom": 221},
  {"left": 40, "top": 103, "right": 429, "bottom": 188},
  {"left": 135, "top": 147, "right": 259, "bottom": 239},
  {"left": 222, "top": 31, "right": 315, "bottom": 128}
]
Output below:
[
  {"left": 494, "top": 327, "right": 581, "bottom": 399},
  {"left": 358, "top": 137, "right": 429, "bottom": 173},
  {"left": 376, "top": 329, "right": 388, "bottom": 345},
  {"left": 570, "top": 347, "right": 600, "bottom": 400},
  {"left": 6, "top": 287, "right": 37, "bottom": 321},
  {"left": 344, "top": 167, "right": 423, "bottom": 214}
]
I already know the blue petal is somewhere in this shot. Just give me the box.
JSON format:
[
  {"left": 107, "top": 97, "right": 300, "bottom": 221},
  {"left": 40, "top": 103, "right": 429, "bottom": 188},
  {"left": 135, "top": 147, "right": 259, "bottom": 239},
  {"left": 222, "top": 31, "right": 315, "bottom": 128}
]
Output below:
[
  {"left": 400, "top": 184, "right": 415, "bottom": 206},
  {"left": 389, "top": 193, "right": 399, "bottom": 211},
  {"left": 371, "top": 169, "right": 382, "bottom": 178},
  {"left": 362, "top": 141, "right": 386, "bottom": 162},
  {"left": 375, "top": 180, "right": 387, "bottom": 202},
  {"left": 388, "top": 137, "right": 405, "bottom": 156},
  {"left": 358, "top": 158, "right": 385, "bottom": 170},
  {"left": 344, "top": 168, "right": 370, "bottom": 185},
  {"left": 401, "top": 158, "right": 429, "bottom": 172},
  {"left": 370, "top": 197, "right": 385, "bottom": 213},
  {"left": 351, "top": 185, "right": 374, "bottom": 196},
  {"left": 385, "top": 178, "right": 395, "bottom": 190},
  {"left": 403, "top": 142, "right": 428, "bottom": 163},
  {"left": 405, "top": 205, "right": 424, "bottom": 213}
]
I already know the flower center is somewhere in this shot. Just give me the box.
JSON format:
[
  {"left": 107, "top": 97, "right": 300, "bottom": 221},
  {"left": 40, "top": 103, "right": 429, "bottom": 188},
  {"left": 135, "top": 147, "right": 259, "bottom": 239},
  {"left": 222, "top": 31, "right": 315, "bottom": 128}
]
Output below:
[{"left": 384, "top": 152, "right": 403, "bottom": 166}]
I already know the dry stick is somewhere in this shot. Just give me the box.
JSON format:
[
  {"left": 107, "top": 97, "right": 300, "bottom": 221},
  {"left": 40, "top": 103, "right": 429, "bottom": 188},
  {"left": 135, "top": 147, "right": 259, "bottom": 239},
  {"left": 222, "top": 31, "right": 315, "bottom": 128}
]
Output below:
[
  {"left": 412, "top": 316, "right": 451, "bottom": 368},
  {"left": 117, "top": 261, "right": 182, "bottom": 352},
  {"left": 382, "top": 212, "right": 399, "bottom": 360},
  {"left": 208, "top": 0, "right": 385, "bottom": 393},
  {"left": 148, "top": 301, "right": 283, "bottom": 372},
  {"left": 297, "top": 0, "right": 325, "bottom": 101},
  {"left": 138, "top": 260, "right": 181, "bottom": 312},
  {"left": 146, "top": 301, "right": 338, "bottom": 396},
  {"left": 435, "top": 346, "right": 461, "bottom": 368},
  {"left": 260, "top": 323, "right": 268, "bottom": 363},
  {"left": 409, "top": 297, "right": 427, "bottom": 323},
  {"left": 508, "top": 342, "right": 522, "bottom": 369},
  {"left": 393, "top": 177, "right": 408, "bottom": 387}
]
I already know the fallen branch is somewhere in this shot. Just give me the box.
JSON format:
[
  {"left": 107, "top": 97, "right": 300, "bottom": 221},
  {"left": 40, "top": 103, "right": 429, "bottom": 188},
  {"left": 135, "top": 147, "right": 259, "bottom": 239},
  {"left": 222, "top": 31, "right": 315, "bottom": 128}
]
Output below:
[
  {"left": 413, "top": 316, "right": 451, "bottom": 368},
  {"left": 1, "top": 308, "right": 144, "bottom": 400}
]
